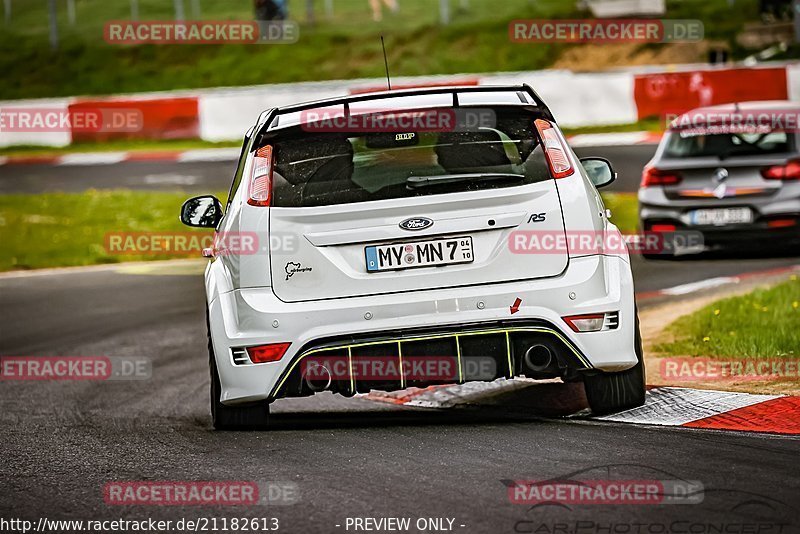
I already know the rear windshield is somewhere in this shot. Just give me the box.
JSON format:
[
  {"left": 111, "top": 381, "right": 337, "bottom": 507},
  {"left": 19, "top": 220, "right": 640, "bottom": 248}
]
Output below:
[
  {"left": 264, "top": 107, "right": 551, "bottom": 208},
  {"left": 663, "top": 131, "right": 793, "bottom": 159}
]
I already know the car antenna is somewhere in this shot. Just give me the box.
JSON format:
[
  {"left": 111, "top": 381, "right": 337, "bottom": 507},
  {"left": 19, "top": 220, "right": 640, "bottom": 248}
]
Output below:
[{"left": 381, "top": 34, "right": 392, "bottom": 90}]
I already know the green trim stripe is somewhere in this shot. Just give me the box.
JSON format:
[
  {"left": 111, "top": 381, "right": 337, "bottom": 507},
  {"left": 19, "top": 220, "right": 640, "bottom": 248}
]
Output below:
[{"left": 270, "top": 326, "right": 591, "bottom": 398}]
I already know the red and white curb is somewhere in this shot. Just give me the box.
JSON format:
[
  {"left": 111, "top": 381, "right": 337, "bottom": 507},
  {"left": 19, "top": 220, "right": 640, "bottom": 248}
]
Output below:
[
  {"left": 596, "top": 387, "right": 800, "bottom": 435},
  {"left": 365, "top": 382, "right": 800, "bottom": 435},
  {"left": 0, "top": 147, "right": 241, "bottom": 167},
  {"left": 0, "top": 132, "right": 661, "bottom": 167},
  {"left": 566, "top": 131, "right": 662, "bottom": 148}
]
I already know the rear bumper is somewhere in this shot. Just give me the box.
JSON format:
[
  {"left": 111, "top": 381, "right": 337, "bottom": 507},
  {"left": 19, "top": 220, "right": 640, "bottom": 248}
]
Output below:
[
  {"left": 638, "top": 188, "right": 800, "bottom": 243},
  {"left": 208, "top": 254, "right": 637, "bottom": 405},
  {"left": 640, "top": 204, "right": 800, "bottom": 250}
]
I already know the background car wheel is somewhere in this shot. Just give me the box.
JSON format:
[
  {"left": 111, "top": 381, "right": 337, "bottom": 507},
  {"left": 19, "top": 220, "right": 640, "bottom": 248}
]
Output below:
[
  {"left": 582, "top": 312, "right": 646, "bottom": 415},
  {"left": 207, "top": 314, "right": 270, "bottom": 430}
]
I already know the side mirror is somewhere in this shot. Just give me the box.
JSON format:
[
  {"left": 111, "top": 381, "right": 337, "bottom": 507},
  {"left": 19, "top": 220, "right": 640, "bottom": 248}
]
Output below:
[
  {"left": 580, "top": 157, "right": 616, "bottom": 188},
  {"left": 180, "top": 195, "right": 223, "bottom": 228}
]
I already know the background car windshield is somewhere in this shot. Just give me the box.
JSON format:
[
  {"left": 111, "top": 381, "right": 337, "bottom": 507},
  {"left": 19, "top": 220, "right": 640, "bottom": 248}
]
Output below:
[
  {"left": 664, "top": 131, "right": 792, "bottom": 158},
  {"left": 268, "top": 108, "right": 550, "bottom": 207}
]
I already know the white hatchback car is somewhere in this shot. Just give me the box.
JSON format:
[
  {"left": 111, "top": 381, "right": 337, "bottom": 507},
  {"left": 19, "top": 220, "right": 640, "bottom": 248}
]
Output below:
[{"left": 181, "top": 85, "right": 644, "bottom": 430}]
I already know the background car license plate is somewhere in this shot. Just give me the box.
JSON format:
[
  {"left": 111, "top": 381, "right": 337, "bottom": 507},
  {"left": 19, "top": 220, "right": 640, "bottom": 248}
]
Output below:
[
  {"left": 366, "top": 237, "right": 474, "bottom": 272},
  {"left": 689, "top": 207, "right": 752, "bottom": 226}
]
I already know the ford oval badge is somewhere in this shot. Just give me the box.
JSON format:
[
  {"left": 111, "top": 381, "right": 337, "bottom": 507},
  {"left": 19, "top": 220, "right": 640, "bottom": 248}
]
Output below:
[{"left": 399, "top": 217, "right": 433, "bottom": 231}]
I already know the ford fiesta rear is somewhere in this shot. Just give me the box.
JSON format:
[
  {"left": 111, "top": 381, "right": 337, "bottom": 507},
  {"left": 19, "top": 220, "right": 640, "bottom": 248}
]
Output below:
[{"left": 181, "top": 85, "right": 644, "bottom": 430}]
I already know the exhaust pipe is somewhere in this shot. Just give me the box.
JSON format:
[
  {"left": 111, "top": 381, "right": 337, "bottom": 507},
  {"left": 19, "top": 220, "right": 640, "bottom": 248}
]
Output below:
[
  {"left": 523, "top": 344, "right": 554, "bottom": 373},
  {"left": 303, "top": 362, "right": 332, "bottom": 392}
]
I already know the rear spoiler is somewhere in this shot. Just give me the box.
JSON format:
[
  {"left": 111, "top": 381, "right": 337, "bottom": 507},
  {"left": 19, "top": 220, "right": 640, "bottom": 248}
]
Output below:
[{"left": 252, "top": 84, "right": 554, "bottom": 148}]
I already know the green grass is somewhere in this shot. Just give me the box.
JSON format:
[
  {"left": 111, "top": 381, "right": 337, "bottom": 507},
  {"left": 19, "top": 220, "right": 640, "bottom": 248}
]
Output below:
[
  {"left": 0, "top": 190, "right": 225, "bottom": 271},
  {"left": 0, "top": 190, "right": 638, "bottom": 272},
  {"left": 561, "top": 118, "right": 664, "bottom": 136},
  {"left": 0, "top": 0, "right": 771, "bottom": 100},
  {"left": 602, "top": 193, "right": 638, "bottom": 234},
  {"left": 655, "top": 279, "right": 800, "bottom": 359}
]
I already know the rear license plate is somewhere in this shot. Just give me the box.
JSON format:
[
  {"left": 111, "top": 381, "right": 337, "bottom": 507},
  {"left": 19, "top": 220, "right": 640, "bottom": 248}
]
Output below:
[
  {"left": 366, "top": 237, "right": 474, "bottom": 272},
  {"left": 689, "top": 207, "right": 752, "bottom": 226}
]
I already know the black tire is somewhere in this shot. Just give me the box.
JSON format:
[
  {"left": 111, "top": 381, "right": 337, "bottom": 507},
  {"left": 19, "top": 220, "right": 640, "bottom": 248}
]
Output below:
[
  {"left": 582, "top": 312, "right": 646, "bottom": 415},
  {"left": 207, "top": 313, "right": 270, "bottom": 430}
]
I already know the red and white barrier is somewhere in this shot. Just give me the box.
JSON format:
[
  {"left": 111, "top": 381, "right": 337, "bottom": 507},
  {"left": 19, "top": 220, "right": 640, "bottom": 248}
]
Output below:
[
  {"left": 633, "top": 66, "right": 788, "bottom": 120},
  {"left": 1, "top": 62, "right": 798, "bottom": 148}
]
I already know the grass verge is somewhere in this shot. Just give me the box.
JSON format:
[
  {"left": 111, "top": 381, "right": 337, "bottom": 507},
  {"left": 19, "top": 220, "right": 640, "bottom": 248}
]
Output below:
[
  {"left": 0, "top": 190, "right": 225, "bottom": 271},
  {"left": 654, "top": 278, "right": 800, "bottom": 359},
  {"left": 561, "top": 119, "right": 664, "bottom": 136},
  {"left": 0, "top": 190, "right": 638, "bottom": 272}
]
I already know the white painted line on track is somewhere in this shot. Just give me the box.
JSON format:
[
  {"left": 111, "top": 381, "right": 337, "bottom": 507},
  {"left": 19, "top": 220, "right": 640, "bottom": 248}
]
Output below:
[
  {"left": 567, "top": 132, "right": 655, "bottom": 147},
  {"left": 57, "top": 152, "right": 128, "bottom": 166},
  {"left": 660, "top": 277, "right": 738, "bottom": 296},
  {"left": 177, "top": 148, "right": 240, "bottom": 162},
  {"left": 0, "top": 259, "right": 206, "bottom": 279}
]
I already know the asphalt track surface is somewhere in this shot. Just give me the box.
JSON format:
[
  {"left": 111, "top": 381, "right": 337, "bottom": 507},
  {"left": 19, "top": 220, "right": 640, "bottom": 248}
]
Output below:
[
  {"left": 1, "top": 144, "right": 799, "bottom": 532},
  {"left": 1, "top": 263, "right": 799, "bottom": 532}
]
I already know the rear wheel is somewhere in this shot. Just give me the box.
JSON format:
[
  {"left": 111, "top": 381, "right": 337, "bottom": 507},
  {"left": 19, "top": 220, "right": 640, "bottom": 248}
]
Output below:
[
  {"left": 208, "top": 313, "right": 270, "bottom": 430},
  {"left": 582, "top": 312, "right": 646, "bottom": 415}
]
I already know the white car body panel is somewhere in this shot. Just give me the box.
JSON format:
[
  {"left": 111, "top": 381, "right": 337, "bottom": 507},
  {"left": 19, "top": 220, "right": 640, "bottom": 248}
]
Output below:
[{"left": 200, "top": 86, "right": 639, "bottom": 406}]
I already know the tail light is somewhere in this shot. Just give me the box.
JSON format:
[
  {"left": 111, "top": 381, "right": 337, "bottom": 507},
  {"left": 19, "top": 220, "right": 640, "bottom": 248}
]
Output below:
[
  {"left": 649, "top": 224, "right": 677, "bottom": 232},
  {"left": 534, "top": 119, "right": 574, "bottom": 179},
  {"left": 766, "top": 218, "right": 796, "bottom": 229},
  {"left": 247, "top": 145, "right": 274, "bottom": 207},
  {"left": 761, "top": 159, "right": 800, "bottom": 181},
  {"left": 246, "top": 342, "right": 291, "bottom": 363},
  {"left": 562, "top": 312, "right": 619, "bottom": 333},
  {"left": 641, "top": 166, "right": 682, "bottom": 187}
]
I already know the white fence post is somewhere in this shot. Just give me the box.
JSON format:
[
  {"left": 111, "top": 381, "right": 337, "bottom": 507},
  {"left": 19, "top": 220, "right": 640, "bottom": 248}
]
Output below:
[
  {"left": 67, "top": 0, "right": 75, "bottom": 25},
  {"left": 47, "top": 0, "right": 58, "bottom": 50},
  {"left": 173, "top": 0, "right": 185, "bottom": 21},
  {"left": 439, "top": 0, "right": 449, "bottom": 25}
]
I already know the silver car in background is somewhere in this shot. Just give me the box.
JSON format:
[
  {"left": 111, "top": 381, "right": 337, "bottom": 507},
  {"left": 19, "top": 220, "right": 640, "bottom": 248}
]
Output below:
[{"left": 639, "top": 101, "right": 800, "bottom": 256}]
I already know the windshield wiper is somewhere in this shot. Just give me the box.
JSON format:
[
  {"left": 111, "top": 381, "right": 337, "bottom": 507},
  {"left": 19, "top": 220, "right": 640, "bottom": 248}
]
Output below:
[{"left": 406, "top": 173, "right": 525, "bottom": 190}]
